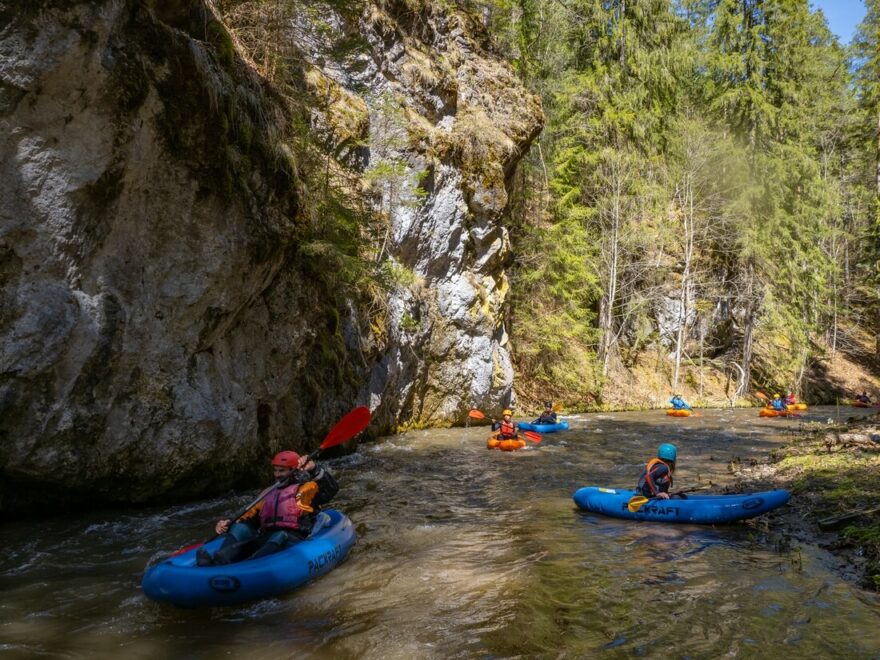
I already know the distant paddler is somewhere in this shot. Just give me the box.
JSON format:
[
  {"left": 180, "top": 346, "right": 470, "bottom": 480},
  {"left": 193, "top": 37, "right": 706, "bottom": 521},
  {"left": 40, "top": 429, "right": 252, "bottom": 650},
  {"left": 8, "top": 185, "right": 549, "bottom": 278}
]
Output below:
[{"left": 533, "top": 401, "right": 558, "bottom": 425}]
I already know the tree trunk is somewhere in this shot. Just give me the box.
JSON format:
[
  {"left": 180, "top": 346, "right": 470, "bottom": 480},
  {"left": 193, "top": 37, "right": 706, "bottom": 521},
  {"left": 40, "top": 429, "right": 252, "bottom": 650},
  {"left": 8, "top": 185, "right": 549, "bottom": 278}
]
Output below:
[
  {"left": 796, "top": 345, "right": 808, "bottom": 392},
  {"left": 831, "top": 297, "right": 838, "bottom": 359},
  {"left": 672, "top": 175, "right": 695, "bottom": 390},
  {"left": 876, "top": 109, "right": 880, "bottom": 195},
  {"left": 599, "top": 196, "right": 620, "bottom": 377},
  {"left": 740, "top": 263, "right": 756, "bottom": 396},
  {"left": 699, "top": 323, "right": 705, "bottom": 399}
]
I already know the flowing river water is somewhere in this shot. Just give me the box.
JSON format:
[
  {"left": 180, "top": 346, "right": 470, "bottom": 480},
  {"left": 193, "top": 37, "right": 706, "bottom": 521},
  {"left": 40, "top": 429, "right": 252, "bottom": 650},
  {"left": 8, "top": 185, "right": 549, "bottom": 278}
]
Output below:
[{"left": 2, "top": 407, "right": 880, "bottom": 658}]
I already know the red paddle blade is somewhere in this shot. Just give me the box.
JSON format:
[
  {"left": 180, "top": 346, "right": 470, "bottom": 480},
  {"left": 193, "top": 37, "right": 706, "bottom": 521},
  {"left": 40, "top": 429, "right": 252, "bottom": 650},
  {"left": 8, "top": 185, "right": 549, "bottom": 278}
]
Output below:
[
  {"left": 755, "top": 391, "right": 769, "bottom": 401},
  {"left": 468, "top": 409, "right": 486, "bottom": 420},
  {"left": 170, "top": 541, "right": 203, "bottom": 557},
  {"left": 523, "top": 431, "right": 542, "bottom": 444},
  {"left": 320, "top": 406, "right": 371, "bottom": 450}
]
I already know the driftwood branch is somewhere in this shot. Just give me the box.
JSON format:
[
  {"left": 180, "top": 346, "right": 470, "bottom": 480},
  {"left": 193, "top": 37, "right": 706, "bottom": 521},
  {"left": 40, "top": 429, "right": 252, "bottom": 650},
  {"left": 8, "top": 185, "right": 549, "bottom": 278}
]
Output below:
[{"left": 818, "top": 505, "right": 880, "bottom": 531}]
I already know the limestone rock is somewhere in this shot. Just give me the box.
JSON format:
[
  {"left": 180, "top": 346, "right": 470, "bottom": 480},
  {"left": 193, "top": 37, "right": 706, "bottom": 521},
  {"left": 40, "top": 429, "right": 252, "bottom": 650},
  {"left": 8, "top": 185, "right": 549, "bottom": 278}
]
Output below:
[{"left": 0, "top": 0, "right": 541, "bottom": 514}]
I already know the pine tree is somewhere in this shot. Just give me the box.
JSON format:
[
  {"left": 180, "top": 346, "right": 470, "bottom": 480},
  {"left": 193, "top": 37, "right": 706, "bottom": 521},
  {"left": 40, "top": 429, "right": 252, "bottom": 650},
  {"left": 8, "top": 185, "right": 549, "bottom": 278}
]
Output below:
[
  {"left": 852, "top": 0, "right": 880, "bottom": 357},
  {"left": 700, "top": 0, "right": 847, "bottom": 390}
]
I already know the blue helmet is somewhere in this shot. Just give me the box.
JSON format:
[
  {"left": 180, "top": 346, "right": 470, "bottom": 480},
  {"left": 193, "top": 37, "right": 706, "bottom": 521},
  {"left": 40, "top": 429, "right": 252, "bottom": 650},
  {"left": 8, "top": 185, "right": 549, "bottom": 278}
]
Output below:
[{"left": 658, "top": 443, "right": 677, "bottom": 462}]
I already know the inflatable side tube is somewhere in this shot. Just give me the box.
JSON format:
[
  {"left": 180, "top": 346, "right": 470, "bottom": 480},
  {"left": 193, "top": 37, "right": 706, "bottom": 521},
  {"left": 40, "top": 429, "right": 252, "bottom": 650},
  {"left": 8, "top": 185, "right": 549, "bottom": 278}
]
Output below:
[{"left": 142, "top": 509, "right": 356, "bottom": 608}]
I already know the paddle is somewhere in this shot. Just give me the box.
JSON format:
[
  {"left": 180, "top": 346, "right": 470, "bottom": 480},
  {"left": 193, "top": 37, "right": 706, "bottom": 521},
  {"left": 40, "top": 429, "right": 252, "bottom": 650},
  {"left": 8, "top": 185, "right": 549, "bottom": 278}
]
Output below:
[
  {"left": 468, "top": 409, "right": 542, "bottom": 444},
  {"left": 170, "top": 406, "right": 371, "bottom": 557},
  {"left": 627, "top": 486, "right": 711, "bottom": 513}
]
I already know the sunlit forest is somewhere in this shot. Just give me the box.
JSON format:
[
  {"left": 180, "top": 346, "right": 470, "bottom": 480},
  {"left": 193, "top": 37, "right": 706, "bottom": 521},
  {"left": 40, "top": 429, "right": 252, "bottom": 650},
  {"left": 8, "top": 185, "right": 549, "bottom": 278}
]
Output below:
[{"left": 476, "top": 0, "right": 880, "bottom": 405}]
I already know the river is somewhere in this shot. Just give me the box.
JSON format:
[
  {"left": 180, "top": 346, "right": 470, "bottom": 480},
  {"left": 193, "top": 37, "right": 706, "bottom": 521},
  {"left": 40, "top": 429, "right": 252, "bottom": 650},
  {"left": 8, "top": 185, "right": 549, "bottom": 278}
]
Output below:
[{"left": 2, "top": 406, "right": 879, "bottom": 658}]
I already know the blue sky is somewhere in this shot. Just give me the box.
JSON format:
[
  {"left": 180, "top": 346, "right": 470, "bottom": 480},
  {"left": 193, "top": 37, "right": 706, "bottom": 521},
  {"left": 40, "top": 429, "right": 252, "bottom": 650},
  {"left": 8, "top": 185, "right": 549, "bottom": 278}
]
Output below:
[{"left": 811, "top": 0, "right": 866, "bottom": 43}]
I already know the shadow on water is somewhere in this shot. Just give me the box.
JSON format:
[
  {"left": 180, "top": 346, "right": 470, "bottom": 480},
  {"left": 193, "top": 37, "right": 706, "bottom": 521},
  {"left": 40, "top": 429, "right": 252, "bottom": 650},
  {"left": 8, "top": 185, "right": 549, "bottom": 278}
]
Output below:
[{"left": 0, "top": 407, "right": 879, "bottom": 658}]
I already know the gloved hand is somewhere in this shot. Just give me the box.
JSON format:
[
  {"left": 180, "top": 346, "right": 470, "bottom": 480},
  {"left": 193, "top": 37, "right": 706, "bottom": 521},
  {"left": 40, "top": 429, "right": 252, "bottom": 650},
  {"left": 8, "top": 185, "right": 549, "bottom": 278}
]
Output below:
[{"left": 297, "top": 455, "right": 316, "bottom": 471}]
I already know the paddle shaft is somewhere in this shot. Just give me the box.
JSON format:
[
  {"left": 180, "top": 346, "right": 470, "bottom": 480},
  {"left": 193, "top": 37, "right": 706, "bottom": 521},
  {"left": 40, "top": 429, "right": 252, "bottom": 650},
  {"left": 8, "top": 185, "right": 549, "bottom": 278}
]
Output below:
[
  {"left": 638, "top": 486, "right": 708, "bottom": 500},
  {"left": 672, "top": 486, "right": 711, "bottom": 495},
  {"left": 627, "top": 486, "right": 711, "bottom": 512}
]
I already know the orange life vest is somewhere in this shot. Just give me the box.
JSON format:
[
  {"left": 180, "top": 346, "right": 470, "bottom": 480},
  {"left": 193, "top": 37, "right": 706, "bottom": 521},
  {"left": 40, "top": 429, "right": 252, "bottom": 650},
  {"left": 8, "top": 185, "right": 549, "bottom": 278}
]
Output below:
[{"left": 638, "top": 458, "right": 674, "bottom": 495}]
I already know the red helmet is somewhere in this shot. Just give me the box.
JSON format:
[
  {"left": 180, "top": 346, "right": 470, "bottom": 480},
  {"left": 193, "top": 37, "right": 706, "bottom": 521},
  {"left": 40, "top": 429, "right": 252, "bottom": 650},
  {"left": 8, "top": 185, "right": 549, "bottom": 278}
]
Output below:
[{"left": 271, "top": 451, "right": 301, "bottom": 467}]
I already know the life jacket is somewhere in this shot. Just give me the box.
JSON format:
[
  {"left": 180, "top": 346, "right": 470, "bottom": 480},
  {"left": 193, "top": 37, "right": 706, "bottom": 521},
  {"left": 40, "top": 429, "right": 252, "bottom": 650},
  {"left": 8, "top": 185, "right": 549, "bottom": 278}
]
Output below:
[
  {"left": 637, "top": 458, "right": 674, "bottom": 496},
  {"left": 771, "top": 399, "right": 786, "bottom": 411},
  {"left": 499, "top": 419, "right": 517, "bottom": 438},
  {"left": 259, "top": 483, "right": 309, "bottom": 530},
  {"left": 784, "top": 394, "right": 796, "bottom": 405}
]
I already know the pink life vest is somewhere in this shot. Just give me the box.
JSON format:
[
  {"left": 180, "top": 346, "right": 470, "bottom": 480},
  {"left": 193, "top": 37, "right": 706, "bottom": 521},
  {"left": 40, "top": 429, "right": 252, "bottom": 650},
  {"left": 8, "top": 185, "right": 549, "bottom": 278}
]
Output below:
[{"left": 259, "top": 483, "right": 307, "bottom": 530}]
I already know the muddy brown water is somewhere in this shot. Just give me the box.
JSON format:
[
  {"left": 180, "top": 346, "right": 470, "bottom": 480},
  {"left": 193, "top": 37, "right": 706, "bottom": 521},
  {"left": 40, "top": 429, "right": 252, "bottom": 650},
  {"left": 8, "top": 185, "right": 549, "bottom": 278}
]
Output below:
[{"left": 2, "top": 407, "right": 879, "bottom": 658}]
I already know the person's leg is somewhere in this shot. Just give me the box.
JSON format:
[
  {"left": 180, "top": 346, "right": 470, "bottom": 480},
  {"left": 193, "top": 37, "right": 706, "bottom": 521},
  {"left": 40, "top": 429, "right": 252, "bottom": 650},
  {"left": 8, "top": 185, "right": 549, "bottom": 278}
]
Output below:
[
  {"left": 197, "top": 523, "right": 257, "bottom": 566},
  {"left": 248, "top": 530, "right": 306, "bottom": 560}
]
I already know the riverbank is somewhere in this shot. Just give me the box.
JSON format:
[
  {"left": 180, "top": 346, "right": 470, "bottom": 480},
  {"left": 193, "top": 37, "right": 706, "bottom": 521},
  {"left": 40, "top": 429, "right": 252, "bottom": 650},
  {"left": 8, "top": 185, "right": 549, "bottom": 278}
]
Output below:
[
  {"left": 732, "top": 410, "right": 880, "bottom": 590},
  {"left": 515, "top": 326, "right": 880, "bottom": 415}
]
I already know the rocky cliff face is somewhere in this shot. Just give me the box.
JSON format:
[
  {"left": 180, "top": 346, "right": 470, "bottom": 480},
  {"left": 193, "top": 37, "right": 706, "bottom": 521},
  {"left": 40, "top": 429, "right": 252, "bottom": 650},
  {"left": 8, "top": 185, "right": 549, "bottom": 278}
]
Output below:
[
  {"left": 0, "top": 0, "right": 541, "bottom": 514},
  {"left": 332, "top": 1, "right": 543, "bottom": 424}
]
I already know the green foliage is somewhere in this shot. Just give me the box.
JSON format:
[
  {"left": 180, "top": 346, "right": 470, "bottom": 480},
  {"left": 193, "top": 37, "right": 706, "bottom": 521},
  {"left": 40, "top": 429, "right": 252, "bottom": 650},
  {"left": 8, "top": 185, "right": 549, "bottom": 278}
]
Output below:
[
  {"left": 852, "top": 1, "right": 880, "bottom": 326},
  {"left": 484, "top": 0, "right": 877, "bottom": 402},
  {"left": 378, "top": 258, "right": 417, "bottom": 290},
  {"left": 400, "top": 312, "right": 420, "bottom": 333}
]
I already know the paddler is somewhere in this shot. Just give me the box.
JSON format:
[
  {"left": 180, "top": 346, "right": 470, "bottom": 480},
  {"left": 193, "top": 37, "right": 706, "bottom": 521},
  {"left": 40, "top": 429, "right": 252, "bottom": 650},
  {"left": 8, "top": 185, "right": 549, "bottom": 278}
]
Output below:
[
  {"left": 636, "top": 443, "right": 676, "bottom": 500},
  {"left": 197, "top": 450, "right": 338, "bottom": 566},
  {"left": 769, "top": 393, "right": 787, "bottom": 412},
  {"left": 669, "top": 393, "right": 691, "bottom": 411},
  {"left": 535, "top": 401, "right": 558, "bottom": 424},
  {"left": 491, "top": 409, "right": 519, "bottom": 439},
  {"left": 855, "top": 390, "right": 872, "bottom": 404}
]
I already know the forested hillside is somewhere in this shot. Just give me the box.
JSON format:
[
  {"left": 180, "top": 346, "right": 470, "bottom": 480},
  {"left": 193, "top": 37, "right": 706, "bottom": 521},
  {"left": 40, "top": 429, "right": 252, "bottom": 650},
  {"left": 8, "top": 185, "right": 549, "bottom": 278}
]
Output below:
[{"left": 481, "top": 0, "right": 880, "bottom": 409}]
